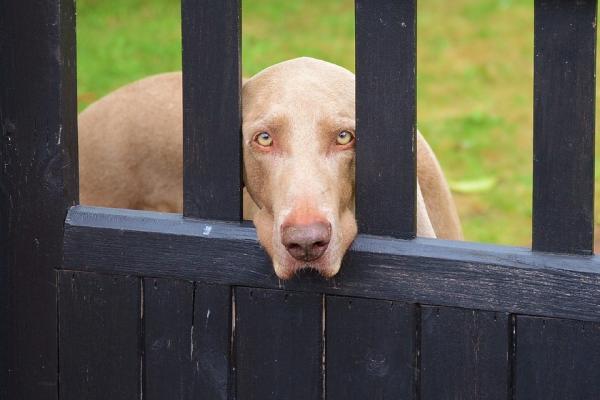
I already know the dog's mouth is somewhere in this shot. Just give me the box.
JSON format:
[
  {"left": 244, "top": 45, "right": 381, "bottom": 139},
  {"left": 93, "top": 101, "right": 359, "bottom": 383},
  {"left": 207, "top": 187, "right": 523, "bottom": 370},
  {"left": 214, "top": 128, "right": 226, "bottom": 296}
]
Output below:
[{"left": 273, "top": 251, "right": 343, "bottom": 280}]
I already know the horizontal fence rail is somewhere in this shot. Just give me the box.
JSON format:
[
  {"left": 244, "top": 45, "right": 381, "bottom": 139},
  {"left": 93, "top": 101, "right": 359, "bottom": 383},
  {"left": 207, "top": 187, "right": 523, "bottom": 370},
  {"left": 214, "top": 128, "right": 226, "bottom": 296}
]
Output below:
[{"left": 64, "top": 206, "right": 600, "bottom": 322}]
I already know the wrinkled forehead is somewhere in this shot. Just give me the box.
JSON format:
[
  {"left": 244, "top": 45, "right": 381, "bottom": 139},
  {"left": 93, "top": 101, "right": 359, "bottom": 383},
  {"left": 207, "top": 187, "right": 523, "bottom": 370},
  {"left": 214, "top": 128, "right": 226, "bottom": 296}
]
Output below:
[{"left": 242, "top": 59, "right": 355, "bottom": 124}]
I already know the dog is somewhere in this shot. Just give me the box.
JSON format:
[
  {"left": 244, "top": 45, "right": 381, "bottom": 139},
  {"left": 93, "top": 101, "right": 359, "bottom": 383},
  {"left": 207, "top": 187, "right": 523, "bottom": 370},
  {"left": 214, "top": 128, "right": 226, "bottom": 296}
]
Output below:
[{"left": 79, "top": 57, "right": 462, "bottom": 279}]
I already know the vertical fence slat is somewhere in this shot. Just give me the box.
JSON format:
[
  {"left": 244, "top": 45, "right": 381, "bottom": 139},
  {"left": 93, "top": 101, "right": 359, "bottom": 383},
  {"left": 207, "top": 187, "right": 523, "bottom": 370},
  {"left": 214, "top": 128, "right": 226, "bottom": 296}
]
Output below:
[
  {"left": 420, "top": 306, "right": 509, "bottom": 400},
  {"left": 326, "top": 297, "right": 417, "bottom": 400},
  {"left": 355, "top": 0, "right": 417, "bottom": 238},
  {"left": 144, "top": 278, "right": 195, "bottom": 400},
  {"left": 192, "top": 283, "right": 232, "bottom": 399},
  {"left": 182, "top": 0, "right": 241, "bottom": 220},
  {"left": 515, "top": 316, "right": 600, "bottom": 399},
  {"left": 235, "top": 288, "right": 322, "bottom": 400},
  {"left": 532, "top": 0, "right": 597, "bottom": 254},
  {"left": 58, "top": 272, "right": 140, "bottom": 400},
  {"left": 1, "top": 0, "right": 78, "bottom": 397}
]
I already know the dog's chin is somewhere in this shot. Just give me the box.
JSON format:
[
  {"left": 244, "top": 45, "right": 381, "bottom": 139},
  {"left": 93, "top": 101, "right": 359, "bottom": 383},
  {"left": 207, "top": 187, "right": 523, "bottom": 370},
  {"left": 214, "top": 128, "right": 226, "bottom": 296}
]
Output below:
[{"left": 272, "top": 256, "right": 343, "bottom": 280}]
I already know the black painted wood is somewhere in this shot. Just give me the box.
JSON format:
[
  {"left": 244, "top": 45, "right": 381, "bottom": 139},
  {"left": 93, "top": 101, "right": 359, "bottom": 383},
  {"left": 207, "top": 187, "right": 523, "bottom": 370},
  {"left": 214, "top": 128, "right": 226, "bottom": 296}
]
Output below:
[
  {"left": 235, "top": 287, "right": 322, "bottom": 399},
  {"left": 144, "top": 278, "right": 194, "bottom": 400},
  {"left": 0, "top": 0, "right": 78, "bottom": 397},
  {"left": 143, "top": 280, "right": 231, "bottom": 400},
  {"left": 326, "top": 297, "right": 416, "bottom": 400},
  {"left": 420, "top": 306, "right": 509, "bottom": 400},
  {"left": 58, "top": 272, "right": 140, "bottom": 400},
  {"left": 355, "top": 0, "right": 417, "bottom": 238},
  {"left": 182, "top": 0, "right": 241, "bottom": 220},
  {"left": 64, "top": 206, "right": 600, "bottom": 322},
  {"left": 0, "top": 150, "right": 7, "bottom": 399},
  {"left": 0, "top": 183, "right": 6, "bottom": 400},
  {"left": 532, "top": 0, "right": 597, "bottom": 254},
  {"left": 191, "top": 283, "right": 232, "bottom": 399},
  {"left": 515, "top": 316, "right": 600, "bottom": 399}
]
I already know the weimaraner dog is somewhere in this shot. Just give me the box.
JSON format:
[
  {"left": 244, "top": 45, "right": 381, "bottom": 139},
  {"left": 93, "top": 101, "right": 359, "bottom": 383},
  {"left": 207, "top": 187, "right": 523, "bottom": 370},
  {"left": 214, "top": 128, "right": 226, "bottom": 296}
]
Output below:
[{"left": 79, "top": 57, "right": 462, "bottom": 279}]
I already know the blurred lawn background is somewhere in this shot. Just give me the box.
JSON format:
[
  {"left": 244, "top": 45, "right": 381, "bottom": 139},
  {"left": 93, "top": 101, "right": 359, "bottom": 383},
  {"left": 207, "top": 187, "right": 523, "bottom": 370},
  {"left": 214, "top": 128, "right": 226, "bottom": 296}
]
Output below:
[{"left": 75, "top": 0, "right": 599, "bottom": 247}]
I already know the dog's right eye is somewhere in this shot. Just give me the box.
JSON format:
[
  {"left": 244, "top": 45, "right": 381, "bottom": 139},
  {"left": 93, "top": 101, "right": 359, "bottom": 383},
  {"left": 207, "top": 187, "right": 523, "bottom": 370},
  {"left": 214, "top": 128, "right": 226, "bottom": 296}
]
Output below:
[
  {"left": 336, "top": 130, "right": 354, "bottom": 146},
  {"left": 254, "top": 132, "right": 273, "bottom": 147}
]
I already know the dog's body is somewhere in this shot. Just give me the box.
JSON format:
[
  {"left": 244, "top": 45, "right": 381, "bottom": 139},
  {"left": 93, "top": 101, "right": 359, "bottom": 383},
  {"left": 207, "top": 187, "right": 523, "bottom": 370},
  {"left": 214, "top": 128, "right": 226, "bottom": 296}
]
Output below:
[{"left": 79, "top": 58, "right": 462, "bottom": 278}]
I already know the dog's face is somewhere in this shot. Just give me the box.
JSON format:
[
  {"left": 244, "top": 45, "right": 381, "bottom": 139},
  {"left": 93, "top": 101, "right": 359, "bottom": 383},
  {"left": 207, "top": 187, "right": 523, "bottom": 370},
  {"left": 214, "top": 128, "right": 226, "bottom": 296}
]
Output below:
[{"left": 242, "top": 57, "right": 357, "bottom": 279}]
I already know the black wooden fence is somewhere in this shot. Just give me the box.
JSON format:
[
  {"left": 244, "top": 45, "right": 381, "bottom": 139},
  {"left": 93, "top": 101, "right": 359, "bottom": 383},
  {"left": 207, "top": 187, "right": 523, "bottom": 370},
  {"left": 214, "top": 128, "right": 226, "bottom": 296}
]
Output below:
[{"left": 2, "top": 0, "right": 600, "bottom": 399}]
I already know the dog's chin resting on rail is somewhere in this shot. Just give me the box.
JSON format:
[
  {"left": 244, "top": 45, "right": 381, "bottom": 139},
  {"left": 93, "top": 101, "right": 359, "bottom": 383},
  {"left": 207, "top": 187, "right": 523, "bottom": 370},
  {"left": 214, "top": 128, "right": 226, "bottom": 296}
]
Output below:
[{"left": 78, "top": 57, "right": 463, "bottom": 280}]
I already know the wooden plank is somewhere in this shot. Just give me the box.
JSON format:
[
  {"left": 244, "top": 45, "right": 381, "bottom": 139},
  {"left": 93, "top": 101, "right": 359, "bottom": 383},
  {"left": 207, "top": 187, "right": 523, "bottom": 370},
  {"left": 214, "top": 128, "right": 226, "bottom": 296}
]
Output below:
[
  {"left": 235, "top": 287, "right": 322, "bottom": 399},
  {"left": 355, "top": 0, "right": 417, "bottom": 238},
  {"left": 532, "top": 0, "right": 597, "bottom": 254},
  {"left": 63, "top": 206, "right": 600, "bottom": 322},
  {"left": 0, "top": 219, "right": 6, "bottom": 400},
  {"left": 144, "top": 280, "right": 231, "bottom": 400},
  {"left": 0, "top": 175, "right": 8, "bottom": 399},
  {"left": 143, "top": 278, "right": 194, "bottom": 400},
  {"left": 326, "top": 297, "right": 416, "bottom": 400},
  {"left": 182, "top": 0, "right": 241, "bottom": 220},
  {"left": 515, "top": 316, "right": 600, "bottom": 399},
  {"left": 0, "top": 0, "right": 78, "bottom": 397},
  {"left": 58, "top": 272, "right": 140, "bottom": 400},
  {"left": 420, "top": 306, "right": 509, "bottom": 400},
  {"left": 191, "top": 283, "right": 232, "bottom": 399}
]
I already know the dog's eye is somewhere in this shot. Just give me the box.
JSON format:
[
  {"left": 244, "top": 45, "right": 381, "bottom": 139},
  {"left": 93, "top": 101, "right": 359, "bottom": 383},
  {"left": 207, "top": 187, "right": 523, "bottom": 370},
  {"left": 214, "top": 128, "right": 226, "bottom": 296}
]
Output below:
[
  {"left": 254, "top": 132, "right": 273, "bottom": 147},
  {"left": 336, "top": 130, "right": 354, "bottom": 146}
]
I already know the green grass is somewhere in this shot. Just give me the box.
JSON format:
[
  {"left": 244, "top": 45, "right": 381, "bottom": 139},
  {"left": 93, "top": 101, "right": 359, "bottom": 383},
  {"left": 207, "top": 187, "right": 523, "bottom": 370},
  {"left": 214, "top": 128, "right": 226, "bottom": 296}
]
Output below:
[
  {"left": 76, "top": 0, "right": 597, "bottom": 247},
  {"left": 76, "top": 0, "right": 355, "bottom": 107},
  {"left": 77, "top": 0, "right": 183, "bottom": 106}
]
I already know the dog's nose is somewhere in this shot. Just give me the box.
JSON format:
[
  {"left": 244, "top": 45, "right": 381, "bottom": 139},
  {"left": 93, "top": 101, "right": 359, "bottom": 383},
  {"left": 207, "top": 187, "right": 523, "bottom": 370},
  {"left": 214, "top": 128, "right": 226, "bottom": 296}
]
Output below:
[{"left": 281, "top": 221, "right": 331, "bottom": 262}]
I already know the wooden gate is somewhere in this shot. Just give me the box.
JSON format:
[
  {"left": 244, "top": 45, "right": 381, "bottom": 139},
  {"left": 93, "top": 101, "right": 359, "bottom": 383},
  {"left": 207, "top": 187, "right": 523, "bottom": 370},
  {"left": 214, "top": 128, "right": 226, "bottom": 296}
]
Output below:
[{"left": 2, "top": 0, "right": 600, "bottom": 399}]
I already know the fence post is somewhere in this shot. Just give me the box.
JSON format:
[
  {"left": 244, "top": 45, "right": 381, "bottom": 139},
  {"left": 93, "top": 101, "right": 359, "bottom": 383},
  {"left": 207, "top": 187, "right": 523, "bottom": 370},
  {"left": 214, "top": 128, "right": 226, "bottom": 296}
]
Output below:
[
  {"left": 179, "top": 0, "right": 241, "bottom": 397},
  {"left": 532, "top": 0, "right": 597, "bottom": 254},
  {"left": 0, "top": 0, "right": 78, "bottom": 397},
  {"left": 182, "top": 0, "right": 242, "bottom": 221},
  {"left": 355, "top": 0, "right": 417, "bottom": 238}
]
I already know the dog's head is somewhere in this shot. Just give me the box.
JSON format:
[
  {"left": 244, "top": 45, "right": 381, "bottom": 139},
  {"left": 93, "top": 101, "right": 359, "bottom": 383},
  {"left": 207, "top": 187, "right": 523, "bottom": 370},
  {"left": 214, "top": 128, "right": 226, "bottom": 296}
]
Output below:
[{"left": 242, "top": 57, "right": 357, "bottom": 279}]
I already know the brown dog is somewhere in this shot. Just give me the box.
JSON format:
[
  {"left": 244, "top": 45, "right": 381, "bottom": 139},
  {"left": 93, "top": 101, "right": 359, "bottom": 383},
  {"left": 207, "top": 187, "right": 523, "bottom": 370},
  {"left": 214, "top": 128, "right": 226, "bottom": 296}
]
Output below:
[{"left": 79, "top": 57, "right": 462, "bottom": 279}]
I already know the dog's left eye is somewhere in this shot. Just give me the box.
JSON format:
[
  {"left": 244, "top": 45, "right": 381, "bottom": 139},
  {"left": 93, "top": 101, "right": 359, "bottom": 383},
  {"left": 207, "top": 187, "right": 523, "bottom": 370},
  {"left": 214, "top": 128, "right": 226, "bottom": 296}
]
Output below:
[
  {"left": 254, "top": 132, "right": 273, "bottom": 147},
  {"left": 336, "top": 130, "right": 354, "bottom": 146}
]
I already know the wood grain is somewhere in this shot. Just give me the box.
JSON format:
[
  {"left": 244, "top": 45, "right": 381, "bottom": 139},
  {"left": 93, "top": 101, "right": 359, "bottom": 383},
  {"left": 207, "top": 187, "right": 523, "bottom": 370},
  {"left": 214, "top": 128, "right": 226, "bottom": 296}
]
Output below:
[
  {"left": 235, "top": 287, "right": 322, "bottom": 399},
  {"left": 182, "top": 0, "right": 242, "bottom": 221},
  {"left": 144, "top": 280, "right": 231, "bottom": 400},
  {"left": 355, "top": 0, "right": 417, "bottom": 238},
  {"left": 191, "top": 283, "right": 232, "bottom": 399},
  {"left": 515, "top": 316, "right": 600, "bottom": 399},
  {"left": 58, "top": 272, "right": 140, "bottom": 400},
  {"left": 326, "top": 296, "right": 417, "bottom": 399},
  {"left": 532, "top": 0, "right": 597, "bottom": 254},
  {"left": 1, "top": 0, "right": 78, "bottom": 397},
  {"left": 144, "top": 278, "right": 195, "bottom": 400},
  {"left": 420, "top": 306, "right": 509, "bottom": 400}
]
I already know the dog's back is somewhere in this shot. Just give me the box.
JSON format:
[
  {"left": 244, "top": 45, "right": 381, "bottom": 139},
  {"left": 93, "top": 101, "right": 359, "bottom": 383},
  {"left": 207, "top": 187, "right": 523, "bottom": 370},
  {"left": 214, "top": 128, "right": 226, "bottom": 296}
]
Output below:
[{"left": 79, "top": 72, "right": 183, "bottom": 212}]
